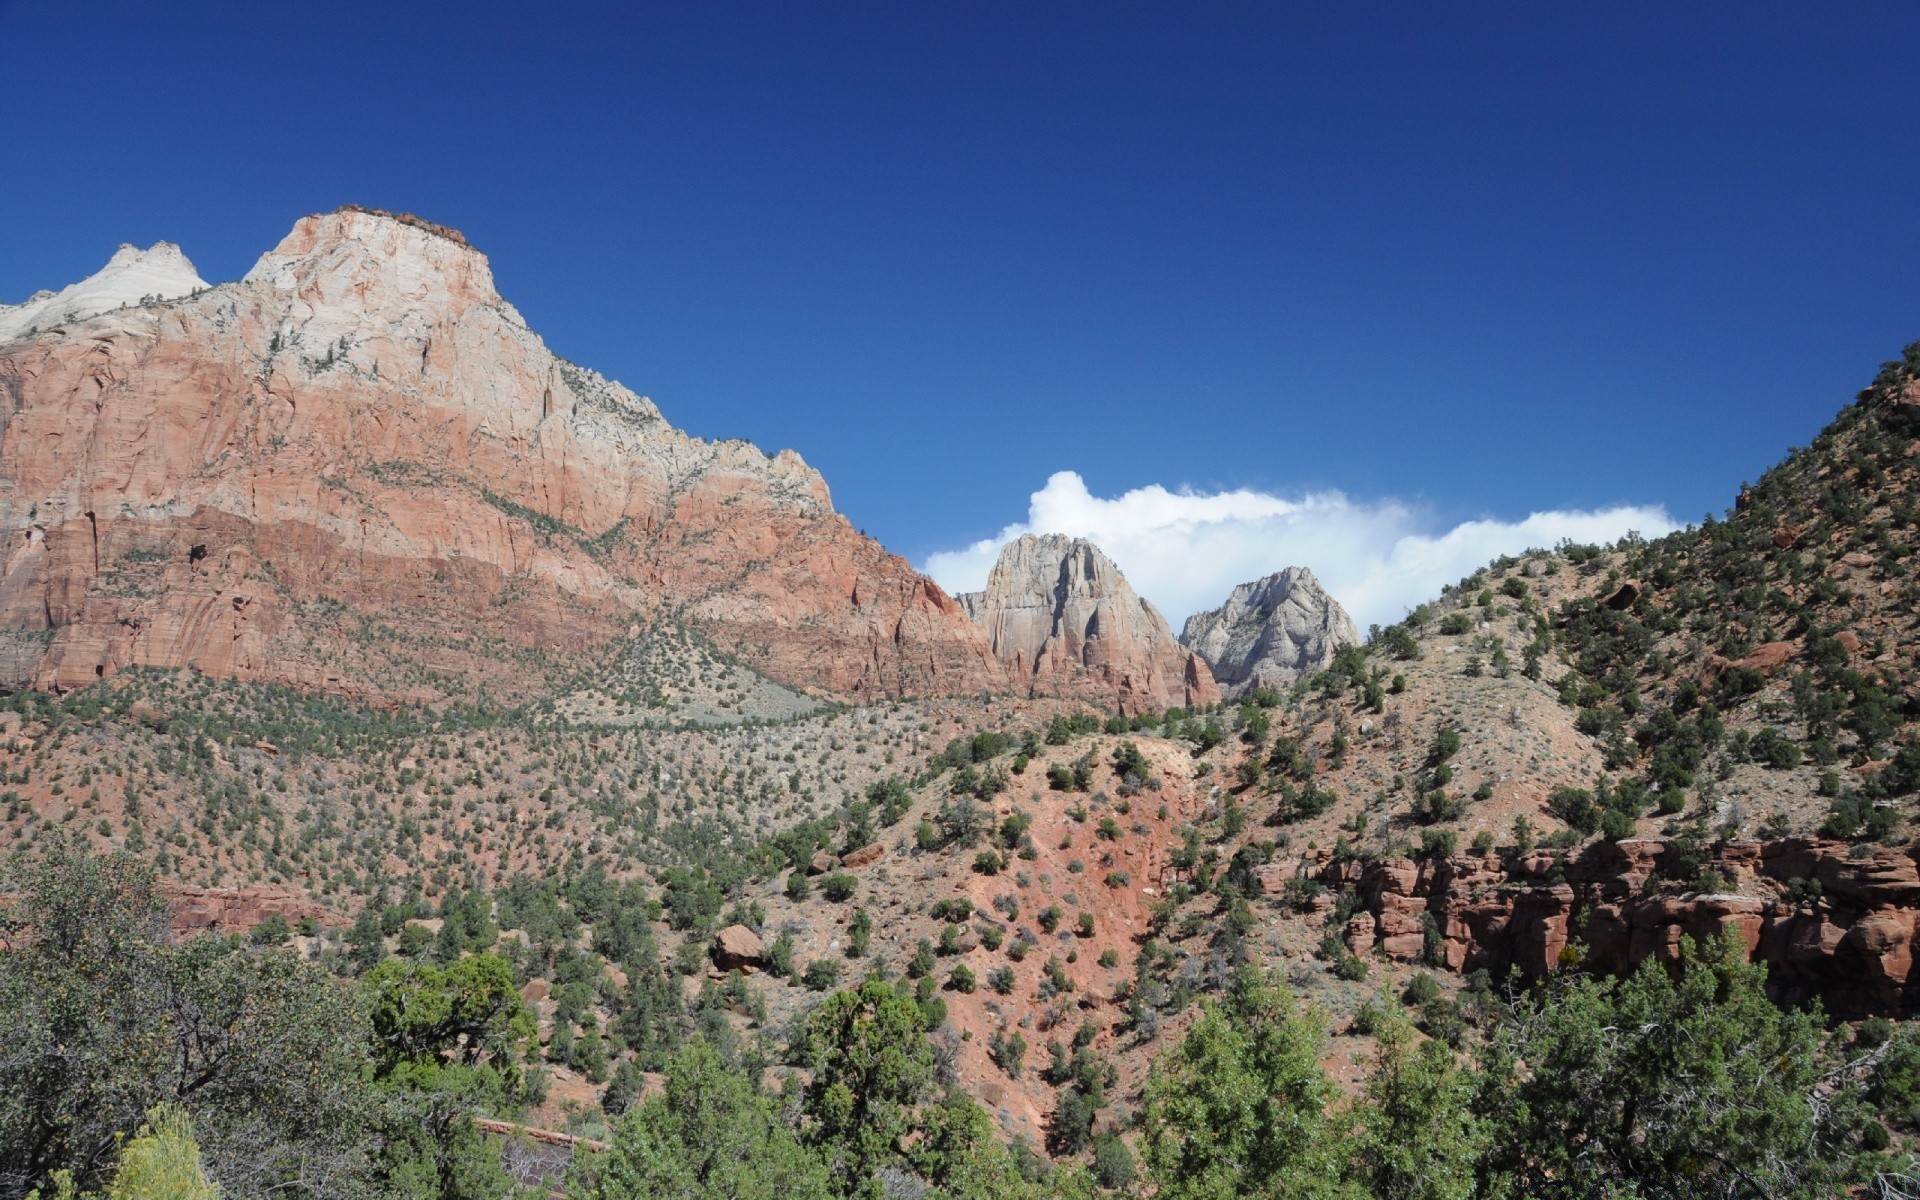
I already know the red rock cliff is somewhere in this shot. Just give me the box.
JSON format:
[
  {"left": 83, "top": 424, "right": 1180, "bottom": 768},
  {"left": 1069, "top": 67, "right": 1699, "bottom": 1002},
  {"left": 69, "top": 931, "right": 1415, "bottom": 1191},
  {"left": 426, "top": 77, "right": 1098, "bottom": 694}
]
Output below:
[
  {"left": 1260, "top": 837, "right": 1920, "bottom": 1018},
  {"left": 0, "top": 208, "right": 1010, "bottom": 702}
]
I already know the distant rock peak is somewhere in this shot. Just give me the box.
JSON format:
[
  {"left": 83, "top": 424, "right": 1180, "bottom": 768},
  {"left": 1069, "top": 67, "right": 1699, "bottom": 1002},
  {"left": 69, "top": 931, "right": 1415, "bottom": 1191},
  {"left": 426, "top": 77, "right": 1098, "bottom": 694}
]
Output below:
[
  {"left": 1180, "top": 567, "right": 1358, "bottom": 696},
  {"left": 242, "top": 207, "right": 506, "bottom": 318},
  {"left": 0, "top": 241, "right": 209, "bottom": 344},
  {"left": 958, "top": 533, "right": 1217, "bottom": 712}
]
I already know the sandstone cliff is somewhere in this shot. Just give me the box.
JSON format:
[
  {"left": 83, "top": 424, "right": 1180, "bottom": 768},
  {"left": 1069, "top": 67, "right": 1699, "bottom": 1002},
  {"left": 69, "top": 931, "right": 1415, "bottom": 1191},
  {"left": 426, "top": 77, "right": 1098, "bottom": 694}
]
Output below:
[
  {"left": 1179, "top": 566, "right": 1358, "bottom": 696},
  {"left": 957, "top": 534, "right": 1216, "bottom": 713},
  {"left": 0, "top": 206, "right": 1008, "bottom": 702}
]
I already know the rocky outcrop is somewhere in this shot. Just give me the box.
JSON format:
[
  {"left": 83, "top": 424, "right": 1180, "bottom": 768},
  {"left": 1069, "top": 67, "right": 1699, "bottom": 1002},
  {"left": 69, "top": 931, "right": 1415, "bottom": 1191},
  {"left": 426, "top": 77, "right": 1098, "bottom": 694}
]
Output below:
[
  {"left": 166, "top": 884, "right": 329, "bottom": 938},
  {"left": 0, "top": 207, "right": 1009, "bottom": 703},
  {"left": 711, "top": 923, "right": 765, "bottom": 971},
  {"left": 1179, "top": 567, "right": 1358, "bottom": 696},
  {"left": 1258, "top": 837, "right": 1920, "bottom": 1018},
  {"left": 958, "top": 534, "right": 1216, "bottom": 713}
]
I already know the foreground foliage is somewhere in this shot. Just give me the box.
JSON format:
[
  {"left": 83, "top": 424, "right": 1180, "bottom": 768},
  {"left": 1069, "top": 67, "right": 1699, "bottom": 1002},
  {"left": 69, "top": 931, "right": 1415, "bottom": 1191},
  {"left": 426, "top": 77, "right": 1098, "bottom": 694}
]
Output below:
[{"left": 8, "top": 845, "right": 1920, "bottom": 1200}]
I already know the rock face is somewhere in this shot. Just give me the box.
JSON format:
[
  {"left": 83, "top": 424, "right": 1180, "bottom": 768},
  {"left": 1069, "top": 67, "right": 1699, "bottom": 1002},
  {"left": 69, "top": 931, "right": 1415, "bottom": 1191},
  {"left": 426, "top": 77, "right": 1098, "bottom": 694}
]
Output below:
[
  {"left": 166, "top": 884, "right": 329, "bottom": 938},
  {"left": 0, "top": 206, "right": 1009, "bottom": 703},
  {"left": 1179, "top": 567, "right": 1358, "bottom": 696},
  {"left": 956, "top": 534, "right": 1216, "bottom": 713},
  {"left": 1260, "top": 837, "right": 1920, "bottom": 1018}
]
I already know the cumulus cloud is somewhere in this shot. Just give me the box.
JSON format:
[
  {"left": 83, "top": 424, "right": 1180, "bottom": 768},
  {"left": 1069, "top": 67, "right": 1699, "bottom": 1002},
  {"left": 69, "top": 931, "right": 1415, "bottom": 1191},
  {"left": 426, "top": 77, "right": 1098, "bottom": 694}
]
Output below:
[{"left": 921, "top": 471, "right": 1680, "bottom": 632}]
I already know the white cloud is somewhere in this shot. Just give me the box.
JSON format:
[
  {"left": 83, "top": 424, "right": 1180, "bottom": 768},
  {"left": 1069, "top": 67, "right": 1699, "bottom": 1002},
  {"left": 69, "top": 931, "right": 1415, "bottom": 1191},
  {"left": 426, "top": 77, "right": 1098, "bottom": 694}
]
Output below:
[{"left": 921, "top": 470, "right": 1680, "bottom": 632}]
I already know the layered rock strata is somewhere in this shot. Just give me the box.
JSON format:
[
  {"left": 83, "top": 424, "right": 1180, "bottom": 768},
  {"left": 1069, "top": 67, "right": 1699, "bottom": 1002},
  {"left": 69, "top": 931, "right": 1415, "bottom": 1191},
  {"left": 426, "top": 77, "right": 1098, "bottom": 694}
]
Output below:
[
  {"left": 1257, "top": 837, "right": 1920, "bottom": 1018},
  {"left": 956, "top": 534, "right": 1217, "bottom": 713},
  {"left": 1179, "top": 567, "right": 1358, "bottom": 696},
  {"left": 0, "top": 206, "right": 1008, "bottom": 703}
]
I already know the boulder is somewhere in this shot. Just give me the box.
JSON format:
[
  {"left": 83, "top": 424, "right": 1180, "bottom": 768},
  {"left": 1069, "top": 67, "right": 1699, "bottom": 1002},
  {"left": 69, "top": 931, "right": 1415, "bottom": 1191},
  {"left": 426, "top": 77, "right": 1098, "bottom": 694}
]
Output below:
[
  {"left": 1601, "top": 581, "right": 1642, "bottom": 610},
  {"left": 711, "top": 924, "right": 765, "bottom": 972},
  {"left": 1735, "top": 641, "right": 1798, "bottom": 675},
  {"left": 842, "top": 842, "right": 886, "bottom": 870},
  {"left": 1846, "top": 909, "right": 1917, "bottom": 985}
]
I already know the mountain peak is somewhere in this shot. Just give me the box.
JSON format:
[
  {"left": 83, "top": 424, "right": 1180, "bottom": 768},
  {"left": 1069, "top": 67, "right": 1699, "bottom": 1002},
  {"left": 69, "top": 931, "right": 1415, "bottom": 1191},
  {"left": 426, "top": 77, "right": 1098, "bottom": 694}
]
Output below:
[
  {"left": 330, "top": 204, "right": 471, "bottom": 246},
  {"left": 0, "top": 240, "right": 208, "bottom": 343},
  {"left": 957, "top": 533, "right": 1217, "bottom": 711},
  {"left": 242, "top": 206, "right": 516, "bottom": 333},
  {"left": 1181, "top": 566, "right": 1359, "bottom": 696}
]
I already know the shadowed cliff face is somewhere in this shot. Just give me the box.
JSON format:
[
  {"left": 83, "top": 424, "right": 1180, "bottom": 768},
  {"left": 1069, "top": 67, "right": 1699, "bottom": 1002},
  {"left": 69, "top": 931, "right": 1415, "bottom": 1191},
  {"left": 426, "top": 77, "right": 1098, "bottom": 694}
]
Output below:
[
  {"left": 0, "top": 207, "right": 1010, "bottom": 703},
  {"left": 956, "top": 533, "right": 1217, "bottom": 714}
]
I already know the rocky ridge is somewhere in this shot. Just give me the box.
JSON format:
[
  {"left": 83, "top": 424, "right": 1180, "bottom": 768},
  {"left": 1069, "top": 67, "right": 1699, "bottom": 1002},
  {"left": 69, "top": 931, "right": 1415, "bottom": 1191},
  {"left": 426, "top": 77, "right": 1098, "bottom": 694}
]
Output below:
[
  {"left": 1179, "top": 566, "right": 1359, "bottom": 696},
  {"left": 0, "top": 207, "right": 1013, "bottom": 704},
  {"left": 956, "top": 533, "right": 1217, "bottom": 712}
]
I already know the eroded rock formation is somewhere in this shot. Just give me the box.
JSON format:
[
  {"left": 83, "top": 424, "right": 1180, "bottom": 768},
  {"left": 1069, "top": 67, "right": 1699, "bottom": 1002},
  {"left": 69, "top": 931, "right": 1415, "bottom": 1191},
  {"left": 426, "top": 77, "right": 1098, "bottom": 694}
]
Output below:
[
  {"left": 0, "top": 206, "right": 1008, "bottom": 703},
  {"left": 1179, "top": 567, "right": 1358, "bottom": 696},
  {"left": 1258, "top": 837, "right": 1920, "bottom": 1017},
  {"left": 955, "top": 534, "right": 1217, "bottom": 713},
  {"left": 166, "top": 884, "right": 330, "bottom": 938}
]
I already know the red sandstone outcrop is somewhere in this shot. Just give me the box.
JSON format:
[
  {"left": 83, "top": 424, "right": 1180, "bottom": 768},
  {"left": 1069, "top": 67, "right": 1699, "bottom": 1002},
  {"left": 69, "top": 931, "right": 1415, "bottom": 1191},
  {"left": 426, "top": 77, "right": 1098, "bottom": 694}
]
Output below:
[
  {"left": 955, "top": 534, "right": 1217, "bottom": 713},
  {"left": 166, "top": 884, "right": 329, "bottom": 938},
  {"left": 1261, "top": 837, "right": 1920, "bottom": 1018},
  {"left": 0, "top": 207, "right": 1010, "bottom": 703}
]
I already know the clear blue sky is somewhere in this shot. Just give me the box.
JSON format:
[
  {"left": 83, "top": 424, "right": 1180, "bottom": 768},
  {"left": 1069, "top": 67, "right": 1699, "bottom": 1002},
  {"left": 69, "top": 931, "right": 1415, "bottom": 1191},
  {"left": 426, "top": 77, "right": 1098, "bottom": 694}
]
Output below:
[{"left": 3, "top": 2, "right": 1916, "bottom": 569}]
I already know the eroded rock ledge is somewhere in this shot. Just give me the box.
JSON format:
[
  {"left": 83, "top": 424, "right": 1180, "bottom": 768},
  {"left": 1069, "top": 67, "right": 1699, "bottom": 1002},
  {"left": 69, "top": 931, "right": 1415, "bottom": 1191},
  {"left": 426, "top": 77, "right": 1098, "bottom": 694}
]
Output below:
[{"left": 1259, "top": 836, "right": 1920, "bottom": 1018}]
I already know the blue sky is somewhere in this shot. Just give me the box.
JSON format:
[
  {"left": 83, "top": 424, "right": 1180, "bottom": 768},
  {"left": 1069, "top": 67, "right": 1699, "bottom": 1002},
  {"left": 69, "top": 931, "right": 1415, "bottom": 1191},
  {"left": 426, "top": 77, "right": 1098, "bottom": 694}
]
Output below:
[{"left": 3, "top": 3, "right": 1916, "bottom": 624}]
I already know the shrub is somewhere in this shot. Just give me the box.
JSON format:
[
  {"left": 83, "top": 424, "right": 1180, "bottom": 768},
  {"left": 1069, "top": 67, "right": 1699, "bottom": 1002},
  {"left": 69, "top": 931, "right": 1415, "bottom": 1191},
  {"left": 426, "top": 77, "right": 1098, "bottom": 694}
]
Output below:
[
  {"left": 802, "top": 959, "right": 841, "bottom": 991},
  {"left": 990, "top": 1028, "right": 1027, "bottom": 1076},
  {"left": 931, "top": 897, "right": 974, "bottom": 922},
  {"left": 1403, "top": 972, "right": 1442, "bottom": 1006},
  {"left": 1092, "top": 1131, "right": 1137, "bottom": 1189},
  {"left": 108, "top": 1105, "right": 219, "bottom": 1200},
  {"left": 819, "top": 872, "right": 857, "bottom": 902},
  {"left": 1749, "top": 727, "right": 1803, "bottom": 769},
  {"left": 768, "top": 930, "right": 796, "bottom": 976}
]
